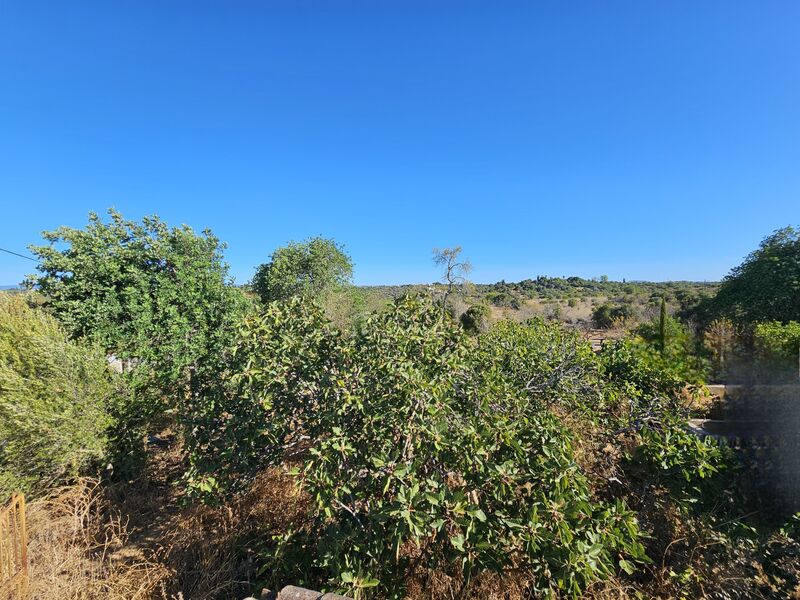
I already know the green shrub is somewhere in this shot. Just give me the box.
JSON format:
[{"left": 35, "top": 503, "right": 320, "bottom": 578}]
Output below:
[
  {"left": 592, "top": 302, "right": 636, "bottom": 328},
  {"left": 242, "top": 298, "right": 646, "bottom": 597},
  {"left": 459, "top": 304, "right": 490, "bottom": 334},
  {"left": 473, "top": 318, "right": 606, "bottom": 415},
  {"left": 186, "top": 297, "right": 649, "bottom": 596},
  {"left": 0, "top": 294, "right": 117, "bottom": 500},
  {"left": 252, "top": 237, "right": 353, "bottom": 305},
  {"left": 631, "top": 416, "right": 733, "bottom": 508},
  {"left": 485, "top": 290, "right": 520, "bottom": 309},
  {"left": 183, "top": 298, "right": 341, "bottom": 497},
  {"left": 599, "top": 338, "right": 684, "bottom": 401},
  {"left": 753, "top": 321, "right": 800, "bottom": 381},
  {"left": 632, "top": 315, "right": 709, "bottom": 384}
]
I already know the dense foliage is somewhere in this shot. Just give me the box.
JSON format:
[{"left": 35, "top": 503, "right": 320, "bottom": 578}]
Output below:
[
  {"left": 473, "top": 318, "right": 606, "bottom": 415},
  {"left": 8, "top": 213, "right": 800, "bottom": 598},
  {"left": 26, "top": 210, "right": 248, "bottom": 398},
  {"left": 591, "top": 302, "right": 636, "bottom": 329},
  {"left": 188, "top": 297, "right": 651, "bottom": 597},
  {"left": 25, "top": 210, "right": 249, "bottom": 474},
  {"left": 181, "top": 291, "right": 800, "bottom": 598},
  {"left": 631, "top": 314, "right": 709, "bottom": 384},
  {"left": 701, "top": 226, "right": 800, "bottom": 324},
  {"left": 0, "top": 294, "right": 117, "bottom": 500},
  {"left": 458, "top": 303, "right": 490, "bottom": 333},
  {"left": 183, "top": 298, "right": 341, "bottom": 495},
  {"left": 753, "top": 320, "right": 800, "bottom": 381},
  {"left": 252, "top": 237, "right": 353, "bottom": 305}
]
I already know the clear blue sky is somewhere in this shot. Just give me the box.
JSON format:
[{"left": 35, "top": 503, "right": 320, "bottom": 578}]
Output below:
[{"left": 1, "top": 1, "right": 798, "bottom": 286}]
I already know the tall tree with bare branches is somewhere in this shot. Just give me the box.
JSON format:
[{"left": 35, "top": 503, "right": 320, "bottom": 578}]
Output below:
[{"left": 432, "top": 246, "right": 472, "bottom": 314}]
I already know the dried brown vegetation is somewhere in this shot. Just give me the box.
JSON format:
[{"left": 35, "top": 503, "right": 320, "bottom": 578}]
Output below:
[
  {"left": 23, "top": 434, "right": 307, "bottom": 600},
  {"left": 26, "top": 479, "right": 169, "bottom": 599}
]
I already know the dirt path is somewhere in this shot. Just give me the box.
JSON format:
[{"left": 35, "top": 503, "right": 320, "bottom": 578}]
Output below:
[{"left": 105, "top": 433, "right": 186, "bottom": 567}]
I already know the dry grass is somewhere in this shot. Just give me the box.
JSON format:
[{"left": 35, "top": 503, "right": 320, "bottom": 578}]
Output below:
[
  {"left": 405, "top": 568, "right": 533, "bottom": 600},
  {"left": 26, "top": 478, "right": 170, "bottom": 600},
  {"left": 23, "top": 432, "right": 306, "bottom": 600}
]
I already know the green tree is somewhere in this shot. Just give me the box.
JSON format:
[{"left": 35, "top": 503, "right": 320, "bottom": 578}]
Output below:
[
  {"left": 704, "top": 226, "right": 800, "bottom": 324},
  {"left": 26, "top": 210, "right": 246, "bottom": 395},
  {"left": 26, "top": 210, "right": 248, "bottom": 471},
  {"left": 252, "top": 237, "right": 353, "bottom": 304},
  {"left": 592, "top": 302, "right": 636, "bottom": 328}
]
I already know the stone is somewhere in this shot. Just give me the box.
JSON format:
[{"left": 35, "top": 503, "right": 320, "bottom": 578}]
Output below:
[{"left": 278, "top": 586, "right": 322, "bottom": 600}]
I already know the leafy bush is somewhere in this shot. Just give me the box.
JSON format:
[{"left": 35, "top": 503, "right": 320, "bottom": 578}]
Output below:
[
  {"left": 485, "top": 290, "right": 521, "bottom": 309},
  {"left": 183, "top": 298, "right": 341, "bottom": 496},
  {"left": 188, "top": 293, "right": 799, "bottom": 597},
  {"left": 753, "top": 321, "right": 800, "bottom": 381},
  {"left": 458, "top": 303, "right": 490, "bottom": 334},
  {"left": 473, "top": 318, "right": 606, "bottom": 416},
  {"left": 632, "top": 315, "right": 709, "bottom": 384},
  {"left": 599, "top": 339, "right": 684, "bottom": 403},
  {"left": 598, "top": 338, "right": 722, "bottom": 504},
  {"left": 322, "top": 286, "right": 385, "bottom": 331},
  {"left": 0, "top": 294, "right": 117, "bottom": 500},
  {"left": 631, "top": 416, "right": 733, "bottom": 508},
  {"left": 26, "top": 210, "right": 249, "bottom": 474},
  {"left": 195, "top": 296, "right": 647, "bottom": 597},
  {"left": 592, "top": 302, "right": 636, "bottom": 328}
]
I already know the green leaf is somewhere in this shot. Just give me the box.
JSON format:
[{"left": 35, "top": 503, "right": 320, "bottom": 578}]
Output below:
[{"left": 619, "top": 559, "right": 636, "bottom": 575}]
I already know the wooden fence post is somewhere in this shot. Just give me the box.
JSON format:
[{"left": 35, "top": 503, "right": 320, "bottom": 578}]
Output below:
[{"left": 0, "top": 494, "right": 28, "bottom": 598}]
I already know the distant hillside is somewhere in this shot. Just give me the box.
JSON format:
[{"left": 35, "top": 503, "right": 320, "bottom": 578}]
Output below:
[
  {"left": 356, "top": 276, "right": 719, "bottom": 328},
  {"left": 360, "top": 276, "right": 718, "bottom": 302}
]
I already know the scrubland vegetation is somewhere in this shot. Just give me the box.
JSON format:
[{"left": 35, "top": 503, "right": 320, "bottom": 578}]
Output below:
[{"left": 2, "top": 211, "right": 800, "bottom": 598}]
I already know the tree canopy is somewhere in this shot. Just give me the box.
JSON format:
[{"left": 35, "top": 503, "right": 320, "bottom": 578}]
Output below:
[
  {"left": 703, "top": 226, "right": 800, "bottom": 324},
  {"left": 26, "top": 209, "right": 247, "bottom": 393},
  {"left": 252, "top": 237, "right": 353, "bottom": 304}
]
